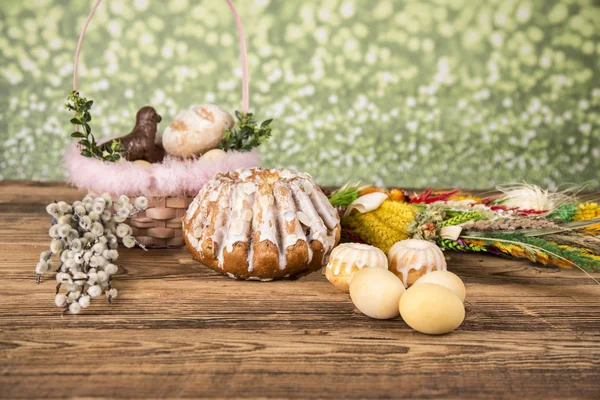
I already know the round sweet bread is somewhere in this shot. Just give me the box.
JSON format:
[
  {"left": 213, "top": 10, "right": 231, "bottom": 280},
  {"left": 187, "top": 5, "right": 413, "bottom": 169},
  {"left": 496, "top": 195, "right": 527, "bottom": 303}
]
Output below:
[
  {"left": 326, "top": 243, "right": 388, "bottom": 293},
  {"left": 183, "top": 168, "right": 341, "bottom": 280}
]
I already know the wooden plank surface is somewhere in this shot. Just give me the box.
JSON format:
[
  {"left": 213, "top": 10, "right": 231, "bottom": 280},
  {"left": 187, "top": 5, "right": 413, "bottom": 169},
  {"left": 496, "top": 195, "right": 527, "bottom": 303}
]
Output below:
[{"left": 1, "top": 181, "right": 600, "bottom": 399}]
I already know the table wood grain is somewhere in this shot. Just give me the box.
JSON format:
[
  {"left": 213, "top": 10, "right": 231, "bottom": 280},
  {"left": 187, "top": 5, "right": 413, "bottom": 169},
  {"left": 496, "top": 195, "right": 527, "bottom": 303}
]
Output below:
[{"left": 1, "top": 181, "right": 600, "bottom": 399}]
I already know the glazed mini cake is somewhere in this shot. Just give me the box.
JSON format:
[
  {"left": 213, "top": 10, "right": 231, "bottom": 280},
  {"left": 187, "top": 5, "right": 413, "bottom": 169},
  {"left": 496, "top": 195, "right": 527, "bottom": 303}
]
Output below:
[
  {"left": 183, "top": 168, "right": 341, "bottom": 280},
  {"left": 326, "top": 243, "right": 388, "bottom": 292},
  {"left": 388, "top": 239, "right": 447, "bottom": 287}
]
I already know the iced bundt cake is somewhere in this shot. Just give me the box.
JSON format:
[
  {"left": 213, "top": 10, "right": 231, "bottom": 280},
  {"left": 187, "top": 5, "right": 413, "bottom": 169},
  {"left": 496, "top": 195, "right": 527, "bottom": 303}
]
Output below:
[{"left": 183, "top": 168, "right": 341, "bottom": 280}]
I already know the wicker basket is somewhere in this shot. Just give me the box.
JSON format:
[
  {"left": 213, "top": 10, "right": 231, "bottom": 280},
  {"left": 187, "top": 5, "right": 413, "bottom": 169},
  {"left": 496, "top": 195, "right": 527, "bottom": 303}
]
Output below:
[
  {"left": 127, "top": 197, "right": 194, "bottom": 248},
  {"left": 66, "top": 0, "right": 256, "bottom": 248}
]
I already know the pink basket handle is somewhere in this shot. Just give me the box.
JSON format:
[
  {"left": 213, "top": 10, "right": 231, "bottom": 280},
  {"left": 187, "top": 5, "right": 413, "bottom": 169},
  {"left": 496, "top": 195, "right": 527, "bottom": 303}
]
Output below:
[{"left": 73, "top": 0, "right": 250, "bottom": 114}]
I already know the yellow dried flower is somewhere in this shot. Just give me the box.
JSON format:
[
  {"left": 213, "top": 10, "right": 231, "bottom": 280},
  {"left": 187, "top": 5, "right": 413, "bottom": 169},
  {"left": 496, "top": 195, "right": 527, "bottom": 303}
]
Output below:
[
  {"left": 573, "top": 202, "right": 600, "bottom": 231},
  {"left": 448, "top": 193, "right": 482, "bottom": 202},
  {"left": 342, "top": 200, "right": 417, "bottom": 253}
]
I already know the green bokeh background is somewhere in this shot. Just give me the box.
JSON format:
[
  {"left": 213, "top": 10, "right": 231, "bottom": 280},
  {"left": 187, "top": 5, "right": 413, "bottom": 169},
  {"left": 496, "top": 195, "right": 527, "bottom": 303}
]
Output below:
[{"left": 1, "top": 0, "right": 598, "bottom": 188}]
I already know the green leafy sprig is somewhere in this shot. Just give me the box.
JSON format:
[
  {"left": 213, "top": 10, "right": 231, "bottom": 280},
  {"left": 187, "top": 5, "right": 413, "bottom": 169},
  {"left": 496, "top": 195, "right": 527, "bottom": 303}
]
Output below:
[
  {"left": 219, "top": 111, "right": 272, "bottom": 152},
  {"left": 66, "top": 90, "right": 124, "bottom": 162}
]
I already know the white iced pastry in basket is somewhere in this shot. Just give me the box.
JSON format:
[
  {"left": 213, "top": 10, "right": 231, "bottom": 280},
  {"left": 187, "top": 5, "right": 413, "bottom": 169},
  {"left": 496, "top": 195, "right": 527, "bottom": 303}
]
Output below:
[{"left": 162, "top": 104, "right": 234, "bottom": 158}]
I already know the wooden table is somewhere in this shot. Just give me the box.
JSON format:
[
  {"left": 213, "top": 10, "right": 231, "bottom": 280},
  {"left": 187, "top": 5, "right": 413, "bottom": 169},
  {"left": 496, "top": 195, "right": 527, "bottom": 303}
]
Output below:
[{"left": 1, "top": 181, "right": 600, "bottom": 399}]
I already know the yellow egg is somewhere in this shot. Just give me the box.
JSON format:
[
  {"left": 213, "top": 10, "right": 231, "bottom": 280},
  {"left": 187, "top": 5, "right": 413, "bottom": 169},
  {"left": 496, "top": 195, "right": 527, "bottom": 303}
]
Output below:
[
  {"left": 412, "top": 270, "right": 466, "bottom": 302},
  {"left": 399, "top": 283, "right": 465, "bottom": 335},
  {"left": 202, "top": 148, "right": 227, "bottom": 161},
  {"left": 133, "top": 160, "right": 152, "bottom": 168},
  {"left": 349, "top": 268, "right": 405, "bottom": 319}
]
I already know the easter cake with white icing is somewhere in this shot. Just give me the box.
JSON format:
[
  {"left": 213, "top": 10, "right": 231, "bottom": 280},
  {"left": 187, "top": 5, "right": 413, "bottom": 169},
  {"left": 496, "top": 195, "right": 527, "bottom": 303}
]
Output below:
[{"left": 183, "top": 168, "right": 341, "bottom": 280}]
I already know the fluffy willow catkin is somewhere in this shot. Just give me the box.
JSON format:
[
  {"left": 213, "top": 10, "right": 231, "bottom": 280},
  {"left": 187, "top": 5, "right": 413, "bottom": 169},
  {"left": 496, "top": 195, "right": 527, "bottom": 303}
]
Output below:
[{"left": 36, "top": 193, "right": 148, "bottom": 314}]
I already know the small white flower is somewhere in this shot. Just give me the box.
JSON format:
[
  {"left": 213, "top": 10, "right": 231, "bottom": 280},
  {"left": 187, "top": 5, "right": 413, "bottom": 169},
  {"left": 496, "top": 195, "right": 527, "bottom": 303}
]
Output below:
[
  {"left": 65, "top": 283, "right": 79, "bottom": 293},
  {"left": 74, "top": 205, "right": 86, "bottom": 215},
  {"left": 116, "top": 224, "right": 132, "bottom": 238},
  {"left": 100, "top": 193, "right": 113, "bottom": 207},
  {"left": 85, "top": 202, "right": 93, "bottom": 212},
  {"left": 98, "top": 256, "right": 108, "bottom": 268},
  {"left": 57, "top": 215, "right": 72, "bottom": 225},
  {"left": 122, "top": 236, "right": 136, "bottom": 248},
  {"left": 70, "top": 239, "right": 83, "bottom": 252},
  {"left": 55, "top": 294, "right": 67, "bottom": 307},
  {"left": 49, "top": 224, "right": 60, "bottom": 238},
  {"left": 67, "top": 229, "right": 79, "bottom": 242},
  {"left": 79, "top": 216, "right": 92, "bottom": 230},
  {"left": 106, "top": 234, "right": 118, "bottom": 248},
  {"left": 39, "top": 251, "right": 51, "bottom": 261},
  {"left": 92, "top": 201, "right": 105, "bottom": 214},
  {"left": 106, "top": 288, "right": 118, "bottom": 299},
  {"left": 87, "top": 272, "right": 98, "bottom": 285},
  {"left": 57, "top": 201, "right": 70, "bottom": 214},
  {"left": 92, "top": 242, "right": 107, "bottom": 254},
  {"left": 94, "top": 197, "right": 106, "bottom": 206},
  {"left": 98, "top": 235, "right": 108, "bottom": 244},
  {"left": 67, "top": 290, "right": 81, "bottom": 302},
  {"left": 134, "top": 197, "right": 149, "bottom": 210},
  {"left": 50, "top": 239, "right": 63, "bottom": 253},
  {"left": 57, "top": 224, "right": 71, "bottom": 238},
  {"left": 69, "top": 302, "right": 81, "bottom": 314},
  {"left": 108, "top": 249, "right": 119, "bottom": 261},
  {"left": 46, "top": 203, "right": 60, "bottom": 217},
  {"left": 35, "top": 261, "right": 49, "bottom": 274},
  {"left": 82, "top": 194, "right": 94, "bottom": 204},
  {"left": 101, "top": 210, "right": 112, "bottom": 222},
  {"left": 115, "top": 207, "right": 130, "bottom": 223},
  {"left": 72, "top": 270, "right": 87, "bottom": 282},
  {"left": 56, "top": 272, "right": 72, "bottom": 284},
  {"left": 87, "top": 285, "right": 102, "bottom": 298},
  {"left": 83, "top": 251, "right": 93, "bottom": 263},
  {"left": 73, "top": 252, "right": 84, "bottom": 264},
  {"left": 97, "top": 270, "right": 109, "bottom": 283},
  {"left": 78, "top": 295, "right": 91, "bottom": 308},
  {"left": 89, "top": 255, "right": 100, "bottom": 268},
  {"left": 88, "top": 212, "right": 100, "bottom": 221},
  {"left": 118, "top": 195, "right": 130, "bottom": 205},
  {"left": 90, "top": 222, "right": 104, "bottom": 237},
  {"left": 105, "top": 263, "right": 118, "bottom": 275},
  {"left": 64, "top": 259, "right": 76, "bottom": 271}
]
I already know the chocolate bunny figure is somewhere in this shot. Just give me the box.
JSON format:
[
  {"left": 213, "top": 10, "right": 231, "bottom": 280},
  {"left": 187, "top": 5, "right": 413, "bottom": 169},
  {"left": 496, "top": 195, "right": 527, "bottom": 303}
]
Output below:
[{"left": 107, "top": 106, "right": 166, "bottom": 163}]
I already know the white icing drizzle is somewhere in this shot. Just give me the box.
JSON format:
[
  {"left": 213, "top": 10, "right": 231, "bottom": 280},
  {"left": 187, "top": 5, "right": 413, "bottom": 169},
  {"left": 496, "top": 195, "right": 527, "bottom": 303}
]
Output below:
[
  {"left": 309, "top": 189, "right": 339, "bottom": 230},
  {"left": 388, "top": 239, "right": 447, "bottom": 287},
  {"left": 218, "top": 183, "right": 255, "bottom": 268},
  {"left": 289, "top": 180, "right": 329, "bottom": 245},
  {"left": 326, "top": 243, "right": 388, "bottom": 276},
  {"left": 273, "top": 181, "right": 307, "bottom": 270},
  {"left": 198, "top": 183, "right": 233, "bottom": 264}
]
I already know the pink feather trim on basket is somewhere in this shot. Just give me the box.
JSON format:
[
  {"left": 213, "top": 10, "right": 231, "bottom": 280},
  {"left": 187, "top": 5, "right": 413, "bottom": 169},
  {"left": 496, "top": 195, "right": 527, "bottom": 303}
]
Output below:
[{"left": 64, "top": 143, "right": 260, "bottom": 197}]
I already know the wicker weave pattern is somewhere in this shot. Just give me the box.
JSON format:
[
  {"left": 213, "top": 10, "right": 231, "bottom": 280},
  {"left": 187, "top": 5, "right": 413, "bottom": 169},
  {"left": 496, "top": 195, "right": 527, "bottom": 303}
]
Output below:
[{"left": 127, "top": 197, "right": 193, "bottom": 248}]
